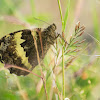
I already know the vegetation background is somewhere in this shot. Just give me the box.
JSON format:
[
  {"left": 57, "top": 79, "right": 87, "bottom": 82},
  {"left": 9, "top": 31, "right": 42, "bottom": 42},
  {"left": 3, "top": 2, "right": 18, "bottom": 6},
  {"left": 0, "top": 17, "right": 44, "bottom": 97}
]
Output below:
[{"left": 0, "top": 0, "right": 100, "bottom": 100}]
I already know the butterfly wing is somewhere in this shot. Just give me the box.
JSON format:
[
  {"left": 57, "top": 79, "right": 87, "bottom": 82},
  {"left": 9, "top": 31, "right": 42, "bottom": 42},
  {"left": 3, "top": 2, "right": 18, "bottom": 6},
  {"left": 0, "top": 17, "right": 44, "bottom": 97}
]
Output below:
[
  {"left": 0, "top": 29, "right": 35, "bottom": 76},
  {"left": 0, "top": 24, "right": 57, "bottom": 76}
]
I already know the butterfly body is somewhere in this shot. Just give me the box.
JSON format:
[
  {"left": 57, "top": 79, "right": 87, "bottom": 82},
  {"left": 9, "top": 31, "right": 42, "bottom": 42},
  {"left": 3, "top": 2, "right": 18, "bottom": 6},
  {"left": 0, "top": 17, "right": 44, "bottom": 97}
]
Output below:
[{"left": 0, "top": 24, "right": 57, "bottom": 76}]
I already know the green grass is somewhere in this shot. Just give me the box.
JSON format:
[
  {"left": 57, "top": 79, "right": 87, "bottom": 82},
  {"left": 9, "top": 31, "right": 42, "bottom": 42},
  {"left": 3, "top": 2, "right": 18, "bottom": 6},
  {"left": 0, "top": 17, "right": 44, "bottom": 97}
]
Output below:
[{"left": 57, "top": 0, "right": 70, "bottom": 99}]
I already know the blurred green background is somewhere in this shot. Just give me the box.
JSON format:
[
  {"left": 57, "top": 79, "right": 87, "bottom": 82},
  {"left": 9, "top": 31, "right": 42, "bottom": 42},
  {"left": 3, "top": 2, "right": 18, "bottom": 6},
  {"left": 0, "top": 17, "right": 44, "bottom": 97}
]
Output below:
[{"left": 0, "top": 0, "right": 100, "bottom": 100}]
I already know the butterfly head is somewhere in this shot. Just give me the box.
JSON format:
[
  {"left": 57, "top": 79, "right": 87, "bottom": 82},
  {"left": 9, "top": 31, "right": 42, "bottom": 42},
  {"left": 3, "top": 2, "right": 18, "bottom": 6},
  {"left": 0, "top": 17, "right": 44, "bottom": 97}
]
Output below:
[
  {"left": 49, "top": 23, "right": 56, "bottom": 31},
  {"left": 45, "top": 23, "right": 57, "bottom": 39}
]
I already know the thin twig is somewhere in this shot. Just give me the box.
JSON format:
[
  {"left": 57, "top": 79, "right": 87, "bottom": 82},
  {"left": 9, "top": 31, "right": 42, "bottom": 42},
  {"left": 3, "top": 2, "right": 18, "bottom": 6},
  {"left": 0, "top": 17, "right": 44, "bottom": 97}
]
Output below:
[
  {"left": 4, "top": 65, "right": 42, "bottom": 78},
  {"left": 32, "top": 32, "right": 48, "bottom": 100}
]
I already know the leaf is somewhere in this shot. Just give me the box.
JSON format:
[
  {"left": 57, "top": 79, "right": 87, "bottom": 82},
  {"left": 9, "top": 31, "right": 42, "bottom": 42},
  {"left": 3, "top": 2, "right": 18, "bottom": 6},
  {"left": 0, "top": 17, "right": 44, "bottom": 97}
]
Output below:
[{"left": 63, "top": 0, "right": 70, "bottom": 32}]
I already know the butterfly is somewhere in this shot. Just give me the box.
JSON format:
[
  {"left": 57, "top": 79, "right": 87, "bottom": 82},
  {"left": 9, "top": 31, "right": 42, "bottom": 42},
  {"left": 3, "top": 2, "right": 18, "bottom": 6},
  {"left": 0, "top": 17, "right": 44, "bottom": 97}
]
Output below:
[{"left": 0, "top": 23, "right": 59, "bottom": 76}]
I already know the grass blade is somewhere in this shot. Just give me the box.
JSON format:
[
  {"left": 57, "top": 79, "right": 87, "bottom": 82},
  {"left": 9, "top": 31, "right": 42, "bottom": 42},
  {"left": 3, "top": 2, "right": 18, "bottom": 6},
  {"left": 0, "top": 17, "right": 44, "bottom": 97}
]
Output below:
[{"left": 63, "top": 0, "right": 70, "bottom": 32}]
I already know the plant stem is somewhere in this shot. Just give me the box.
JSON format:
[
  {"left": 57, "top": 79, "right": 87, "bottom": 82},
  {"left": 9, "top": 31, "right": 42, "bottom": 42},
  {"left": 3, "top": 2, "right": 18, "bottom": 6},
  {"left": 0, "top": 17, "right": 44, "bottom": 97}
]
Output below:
[
  {"left": 57, "top": 0, "right": 65, "bottom": 99},
  {"left": 62, "top": 39, "right": 65, "bottom": 100},
  {"left": 57, "top": 0, "right": 63, "bottom": 24}
]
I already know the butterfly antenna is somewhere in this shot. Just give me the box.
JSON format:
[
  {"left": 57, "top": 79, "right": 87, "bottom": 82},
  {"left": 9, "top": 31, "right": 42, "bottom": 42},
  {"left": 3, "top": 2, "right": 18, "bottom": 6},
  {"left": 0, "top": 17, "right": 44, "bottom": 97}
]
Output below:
[{"left": 33, "top": 17, "right": 50, "bottom": 25}]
